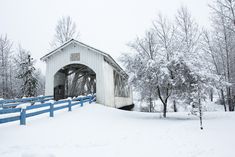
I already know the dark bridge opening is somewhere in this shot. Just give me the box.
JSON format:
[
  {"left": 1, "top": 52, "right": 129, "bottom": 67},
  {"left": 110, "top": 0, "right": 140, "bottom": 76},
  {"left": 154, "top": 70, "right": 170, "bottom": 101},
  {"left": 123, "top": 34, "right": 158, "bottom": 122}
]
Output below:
[{"left": 54, "top": 64, "right": 96, "bottom": 100}]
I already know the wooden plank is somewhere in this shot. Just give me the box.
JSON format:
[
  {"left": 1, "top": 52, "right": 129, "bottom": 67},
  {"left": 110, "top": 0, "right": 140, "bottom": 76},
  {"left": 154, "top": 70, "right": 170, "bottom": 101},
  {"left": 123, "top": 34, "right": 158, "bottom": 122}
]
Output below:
[
  {"left": 2, "top": 99, "right": 18, "bottom": 104},
  {"left": 3, "top": 103, "right": 21, "bottom": 108},
  {"left": 26, "top": 103, "right": 51, "bottom": 110},
  {"left": 72, "top": 97, "right": 86, "bottom": 101},
  {"left": 53, "top": 105, "right": 68, "bottom": 111},
  {"left": 2, "top": 95, "right": 53, "bottom": 104},
  {"left": 71, "top": 101, "right": 80, "bottom": 106},
  {"left": 26, "top": 109, "right": 50, "bottom": 118},
  {"left": 0, "top": 116, "right": 20, "bottom": 124},
  {"left": 72, "top": 96, "right": 93, "bottom": 102},
  {"left": 20, "top": 98, "right": 34, "bottom": 102},
  {"left": 0, "top": 108, "right": 21, "bottom": 114},
  {"left": 54, "top": 100, "right": 69, "bottom": 105},
  {"left": 38, "top": 97, "right": 53, "bottom": 102},
  {"left": 83, "top": 99, "right": 90, "bottom": 103}
]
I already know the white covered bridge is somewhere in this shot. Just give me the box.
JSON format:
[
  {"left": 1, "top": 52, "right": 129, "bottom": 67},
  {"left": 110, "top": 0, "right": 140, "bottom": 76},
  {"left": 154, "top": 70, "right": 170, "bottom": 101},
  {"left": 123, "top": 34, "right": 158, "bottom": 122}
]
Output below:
[{"left": 41, "top": 39, "right": 133, "bottom": 109}]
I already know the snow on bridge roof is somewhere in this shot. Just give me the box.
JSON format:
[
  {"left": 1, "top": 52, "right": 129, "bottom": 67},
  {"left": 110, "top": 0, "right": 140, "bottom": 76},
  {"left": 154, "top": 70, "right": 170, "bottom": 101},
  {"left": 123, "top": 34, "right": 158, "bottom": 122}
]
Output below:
[{"left": 40, "top": 39, "right": 128, "bottom": 78}]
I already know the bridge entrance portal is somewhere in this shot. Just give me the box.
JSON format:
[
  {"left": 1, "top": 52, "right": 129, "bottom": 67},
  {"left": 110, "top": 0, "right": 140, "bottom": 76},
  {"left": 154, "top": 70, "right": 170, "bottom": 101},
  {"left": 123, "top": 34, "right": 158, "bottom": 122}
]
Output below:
[{"left": 54, "top": 64, "right": 96, "bottom": 100}]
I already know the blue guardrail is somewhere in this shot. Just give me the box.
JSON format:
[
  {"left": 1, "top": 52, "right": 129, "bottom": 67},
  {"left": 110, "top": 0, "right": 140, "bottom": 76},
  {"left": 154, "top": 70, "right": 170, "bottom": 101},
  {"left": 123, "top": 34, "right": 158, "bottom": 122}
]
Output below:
[{"left": 0, "top": 95, "right": 96, "bottom": 125}]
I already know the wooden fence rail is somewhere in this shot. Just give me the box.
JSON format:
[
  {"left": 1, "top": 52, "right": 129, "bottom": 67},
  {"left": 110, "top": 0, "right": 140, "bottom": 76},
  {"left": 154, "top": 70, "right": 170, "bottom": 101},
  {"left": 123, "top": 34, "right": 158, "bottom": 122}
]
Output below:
[
  {"left": 0, "top": 96, "right": 54, "bottom": 109},
  {"left": 0, "top": 95, "right": 95, "bottom": 125}
]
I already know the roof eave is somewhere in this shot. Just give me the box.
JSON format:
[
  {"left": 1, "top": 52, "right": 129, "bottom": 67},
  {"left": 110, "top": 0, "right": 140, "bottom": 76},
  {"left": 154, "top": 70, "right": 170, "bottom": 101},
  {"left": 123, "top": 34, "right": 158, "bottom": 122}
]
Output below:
[{"left": 40, "top": 39, "right": 75, "bottom": 61}]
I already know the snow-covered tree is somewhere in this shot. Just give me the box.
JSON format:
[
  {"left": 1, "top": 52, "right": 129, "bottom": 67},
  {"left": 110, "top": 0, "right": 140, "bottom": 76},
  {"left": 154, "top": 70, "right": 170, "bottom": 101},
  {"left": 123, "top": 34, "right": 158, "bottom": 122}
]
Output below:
[
  {"left": 121, "top": 31, "right": 158, "bottom": 112},
  {"left": 121, "top": 6, "right": 222, "bottom": 119},
  {"left": 152, "top": 14, "right": 182, "bottom": 115},
  {"left": 16, "top": 47, "right": 38, "bottom": 97},
  {"left": 173, "top": 6, "right": 223, "bottom": 119},
  {"left": 201, "top": 30, "right": 228, "bottom": 111},
  {"left": 208, "top": 0, "right": 235, "bottom": 111},
  {"left": 0, "top": 35, "right": 14, "bottom": 98}
]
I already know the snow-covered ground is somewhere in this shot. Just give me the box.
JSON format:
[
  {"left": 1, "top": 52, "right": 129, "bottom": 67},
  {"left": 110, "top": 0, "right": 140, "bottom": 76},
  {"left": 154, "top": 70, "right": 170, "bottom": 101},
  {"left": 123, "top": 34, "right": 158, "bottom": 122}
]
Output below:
[{"left": 0, "top": 103, "right": 235, "bottom": 157}]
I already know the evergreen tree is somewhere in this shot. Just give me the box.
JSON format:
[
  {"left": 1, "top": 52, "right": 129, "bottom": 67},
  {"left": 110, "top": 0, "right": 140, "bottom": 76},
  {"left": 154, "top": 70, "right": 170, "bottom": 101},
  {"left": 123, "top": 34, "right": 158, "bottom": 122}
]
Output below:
[{"left": 17, "top": 52, "right": 38, "bottom": 97}]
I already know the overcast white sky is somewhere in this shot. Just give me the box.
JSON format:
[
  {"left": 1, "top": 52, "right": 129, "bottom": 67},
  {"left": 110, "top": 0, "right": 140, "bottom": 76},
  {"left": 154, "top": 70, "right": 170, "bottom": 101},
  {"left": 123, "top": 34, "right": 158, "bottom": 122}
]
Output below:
[{"left": 0, "top": 0, "right": 212, "bottom": 74}]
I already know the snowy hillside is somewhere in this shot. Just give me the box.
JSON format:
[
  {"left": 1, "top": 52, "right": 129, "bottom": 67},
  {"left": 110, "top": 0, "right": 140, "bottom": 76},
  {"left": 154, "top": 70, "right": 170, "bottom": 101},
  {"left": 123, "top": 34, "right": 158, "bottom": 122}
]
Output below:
[{"left": 1, "top": 103, "right": 235, "bottom": 157}]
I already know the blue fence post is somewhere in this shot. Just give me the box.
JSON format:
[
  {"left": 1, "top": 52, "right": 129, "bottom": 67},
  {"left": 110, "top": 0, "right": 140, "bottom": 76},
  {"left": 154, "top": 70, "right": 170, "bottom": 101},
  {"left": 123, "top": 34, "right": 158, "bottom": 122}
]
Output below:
[
  {"left": 20, "top": 109, "right": 26, "bottom": 125},
  {"left": 89, "top": 96, "right": 92, "bottom": 104},
  {"left": 1, "top": 102, "right": 3, "bottom": 109},
  {"left": 68, "top": 100, "right": 72, "bottom": 111},
  {"left": 40, "top": 99, "right": 44, "bottom": 104},
  {"left": 49, "top": 102, "right": 54, "bottom": 117},
  {"left": 80, "top": 98, "right": 84, "bottom": 107}
]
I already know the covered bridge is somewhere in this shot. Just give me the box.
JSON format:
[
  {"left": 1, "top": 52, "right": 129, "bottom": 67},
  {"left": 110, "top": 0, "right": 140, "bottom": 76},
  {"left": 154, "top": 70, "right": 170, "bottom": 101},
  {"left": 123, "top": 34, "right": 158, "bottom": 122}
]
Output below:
[{"left": 41, "top": 39, "right": 133, "bottom": 109}]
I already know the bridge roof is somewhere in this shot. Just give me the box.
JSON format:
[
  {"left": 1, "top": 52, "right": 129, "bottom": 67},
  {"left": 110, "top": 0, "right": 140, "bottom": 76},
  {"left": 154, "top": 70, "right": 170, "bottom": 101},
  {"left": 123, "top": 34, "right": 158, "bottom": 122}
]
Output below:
[{"left": 40, "top": 39, "right": 128, "bottom": 78}]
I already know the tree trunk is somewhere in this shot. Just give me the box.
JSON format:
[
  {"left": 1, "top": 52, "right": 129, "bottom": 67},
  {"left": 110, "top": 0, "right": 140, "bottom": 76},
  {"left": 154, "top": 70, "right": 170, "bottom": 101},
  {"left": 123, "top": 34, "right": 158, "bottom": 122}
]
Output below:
[
  {"left": 157, "top": 86, "right": 169, "bottom": 118},
  {"left": 210, "top": 88, "right": 213, "bottom": 102},
  {"left": 149, "top": 96, "right": 152, "bottom": 112},
  {"left": 227, "top": 87, "right": 234, "bottom": 111},
  {"left": 221, "top": 89, "right": 227, "bottom": 112},
  {"left": 173, "top": 100, "right": 177, "bottom": 112},
  {"left": 2, "top": 53, "right": 5, "bottom": 98},
  {"left": 199, "top": 98, "right": 203, "bottom": 130},
  {"left": 149, "top": 84, "right": 153, "bottom": 112},
  {"left": 163, "top": 103, "right": 167, "bottom": 117}
]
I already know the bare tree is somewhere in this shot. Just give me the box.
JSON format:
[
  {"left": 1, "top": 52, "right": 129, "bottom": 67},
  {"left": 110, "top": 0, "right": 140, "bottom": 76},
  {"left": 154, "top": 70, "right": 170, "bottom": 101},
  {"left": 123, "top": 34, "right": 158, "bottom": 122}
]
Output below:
[
  {"left": 202, "top": 30, "right": 228, "bottom": 111},
  {"left": 209, "top": 0, "right": 235, "bottom": 31},
  {"left": 0, "top": 35, "right": 13, "bottom": 98},
  {"left": 209, "top": 0, "right": 235, "bottom": 111},
  {"left": 51, "top": 16, "right": 79, "bottom": 48},
  {"left": 175, "top": 6, "right": 201, "bottom": 57}
]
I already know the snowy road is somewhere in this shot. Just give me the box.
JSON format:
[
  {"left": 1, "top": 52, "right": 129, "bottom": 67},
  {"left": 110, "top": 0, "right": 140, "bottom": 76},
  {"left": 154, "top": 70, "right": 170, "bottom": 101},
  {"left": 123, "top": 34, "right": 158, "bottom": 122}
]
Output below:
[{"left": 0, "top": 103, "right": 235, "bottom": 157}]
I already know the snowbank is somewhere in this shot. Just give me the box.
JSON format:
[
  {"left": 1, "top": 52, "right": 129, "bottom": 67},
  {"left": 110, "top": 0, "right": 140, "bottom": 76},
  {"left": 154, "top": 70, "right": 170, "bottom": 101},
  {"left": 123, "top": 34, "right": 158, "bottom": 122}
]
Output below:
[{"left": 0, "top": 103, "right": 235, "bottom": 157}]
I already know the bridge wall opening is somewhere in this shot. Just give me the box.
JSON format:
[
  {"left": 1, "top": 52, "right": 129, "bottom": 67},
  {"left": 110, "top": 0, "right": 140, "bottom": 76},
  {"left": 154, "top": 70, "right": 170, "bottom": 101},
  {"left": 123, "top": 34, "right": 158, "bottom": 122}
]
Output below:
[{"left": 54, "top": 64, "right": 96, "bottom": 100}]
